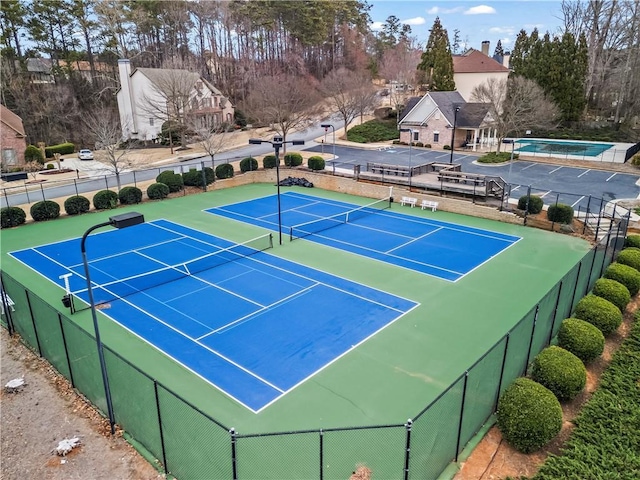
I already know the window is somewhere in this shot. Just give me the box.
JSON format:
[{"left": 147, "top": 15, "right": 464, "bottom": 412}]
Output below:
[
  {"left": 435, "top": 111, "right": 441, "bottom": 120},
  {"left": 2, "top": 148, "right": 17, "bottom": 166},
  {"left": 433, "top": 131, "right": 440, "bottom": 143},
  {"left": 149, "top": 118, "right": 154, "bottom": 126},
  {"left": 413, "top": 131, "right": 419, "bottom": 142},
  {"left": 202, "top": 97, "right": 211, "bottom": 108}
]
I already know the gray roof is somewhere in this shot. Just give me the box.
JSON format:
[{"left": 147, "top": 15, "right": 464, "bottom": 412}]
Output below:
[
  {"left": 398, "top": 97, "right": 422, "bottom": 122},
  {"left": 456, "top": 103, "right": 491, "bottom": 128},
  {"left": 428, "top": 91, "right": 466, "bottom": 125}
]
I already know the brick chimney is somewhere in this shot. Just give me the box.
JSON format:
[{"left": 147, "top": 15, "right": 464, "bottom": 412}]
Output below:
[{"left": 481, "top": 41, "right": 490, "bottom": 56}]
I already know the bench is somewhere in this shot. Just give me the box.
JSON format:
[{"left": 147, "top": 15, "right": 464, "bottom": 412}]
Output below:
[
  {"left": 421, "top": 200, "right": 439, "bottom": 211},
  {"left": 438, "top": 171, "right": 485, "bottom": 186},
  {"left": 0, "top": 292, "right": 15, "bottom": 316},
  {"left": 401, "top": 196, "right": 417, "bottom": 207}
]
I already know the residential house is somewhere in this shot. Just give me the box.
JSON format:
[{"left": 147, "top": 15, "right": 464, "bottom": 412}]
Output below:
[
  {"left": 453, "top": 41, "right": 510, "bottom": 102},
  {"left": 116, "top": 59, "right": 234, "bottom": 142},
  {"left": 0, "top": 104, "right": 27, "bottom": 168},
  {"left": 397, "top": 91, "right": 497, "bottom": 151}
]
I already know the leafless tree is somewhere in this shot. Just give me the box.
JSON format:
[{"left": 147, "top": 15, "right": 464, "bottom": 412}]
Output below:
[
  {"left": 321, "top": 68, "right": 376, "bottom": 132},
  {"left": 189, "top": 122, "right": 232, "bottom": 163},
  {"left": 472, "top": 76, "right": 560, "bottom": 152},
  {"left": 23, "top": 161, "right": 43, "bottom": 181},
  {"left": 84, "top": 107, "right": 138, "bottom": 190}
]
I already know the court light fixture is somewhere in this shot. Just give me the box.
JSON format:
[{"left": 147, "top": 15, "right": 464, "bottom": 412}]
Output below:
[
  {"left": 80, "top": 211, "right": 145, "bottom": 435},
  {"left": 247, "top": 138, "right": 305, "bottom": 245},
  {"left": 449, "top": 106, "right": 460, "bottom": 164},
  {"left": 320, "top": 124, "right": 336, "bottom": 167}
]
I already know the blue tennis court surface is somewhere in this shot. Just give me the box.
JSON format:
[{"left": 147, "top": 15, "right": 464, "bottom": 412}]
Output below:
[
  {"left": 206, "top": 192, "right": 521, "bottom": 281},
  {"left": 10, "top": 220, "right": 417, "bottom": 412}
]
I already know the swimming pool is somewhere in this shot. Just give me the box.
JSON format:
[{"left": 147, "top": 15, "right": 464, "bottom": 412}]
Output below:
[{"left": 516, "top": 138, "right": 614, "bottom": 157}]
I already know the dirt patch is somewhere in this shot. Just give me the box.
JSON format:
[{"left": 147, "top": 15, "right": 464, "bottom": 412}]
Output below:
[{"left": 0, "top": 328, "right": 164, "bottom": 480}]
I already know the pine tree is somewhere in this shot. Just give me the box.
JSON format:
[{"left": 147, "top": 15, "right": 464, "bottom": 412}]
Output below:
[
  {"left": 418, "top": 17, "right": 455, "bottom": 91},
  {"left": 493, "top": 39, "right": 504, "bottom": 57},
  {"left": 510, "top": 29, "right": 530, "bottom": 76}
]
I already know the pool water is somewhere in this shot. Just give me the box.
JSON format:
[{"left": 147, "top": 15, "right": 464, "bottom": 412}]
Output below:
[{"left": 516, "top": 139, "right": 614, "bottom": 157}]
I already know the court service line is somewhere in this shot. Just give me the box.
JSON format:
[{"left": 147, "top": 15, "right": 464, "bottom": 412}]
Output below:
[
  {"left": 385, "top": 227, "right": 444, "bottom": 254},
  {"left": 577, "top": 169, "right": 591, "bottom": 178},
  {"left": 455, "top": 236, "right": 523, "bottom": 282}
]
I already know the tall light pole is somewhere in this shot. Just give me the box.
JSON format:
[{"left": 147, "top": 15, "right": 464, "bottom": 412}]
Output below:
[
  {"left": 449, "top": 106, "right": 460, "bottom": 164},
  {"left": 320, "top": 124, "right": 336, "bottom": 165},
  {"left": 81, "top": 211, "right": 145, "bottom": 435},
  {"left": 400, "top": 127, "right": 417, "bottom": 190},
  {"left": 249, "top": 137, "right": 305, "bottom": 245}
]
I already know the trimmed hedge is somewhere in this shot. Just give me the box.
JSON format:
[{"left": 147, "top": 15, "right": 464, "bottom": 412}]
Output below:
[
  {"left": 25, "top": 145, "right": 44, "bottom": 164},
  {"left": 93, "top": 190, "right": 119, "bottom": 210},
  {"left": 616, "top": 247, "right": 640, "bottom": 272},
  {"left": 557, "top": 318, "right": 605, "bottom": 363},
  {"left": 239, "top": 157, "right": 258, "bottom": 172},
  {"left": 603, "top": 262, "right": 640, "bottom": 296},
  {"left": 624, "top": 234, "right": 640, "bottom": 249},
  {"left": 147, "top": 183, "right": 170, "bottom": 200},
  {"left": 496, "top": 377, "right": 562, "bottom": 453},
  {"left": 573, "top": 294, "right": 623, "bottom": 337},
  {"left": 215, "top": 163, "right": 234, "bottom": 179},
  {"left": 517, "top": 195, "right": 544, "bottom": 214},
  {"left": 1, "top": 207, "right": 26, "bottom": 228},
  {"left": 30, "top": 200, "right": 60, "bottom": 221},
  {"left": 284, "top": 152, "right": 303, "bottom": 167},
  {"left": 64, "top": 196, "right": 90, "bottom": 215},
  {"left": 44, "top": 142, "right": 75, "bottom": 158},
  {"left": 263, "top": 154, "right": 278, "bottom": 169},
  {"left": 156, "top": 171, "right": 184, "bottom": 193},
  {"left": 308, "top": 156, "right": 325, "bottom": 171},
  {"left": 119, "top": 186, "right": 142, "bottom": 205},
  {"left": 592, "top": 278, "right": 630, "bottom": 312},
  {"left": 477, "top": 152, "right": 518, "bottom": 164},
  {"left": 531, "top": 346, "right": 587, "bottom": 401},
  {"left": 547, "top": 203, "right": 574, "bottom": 224}
]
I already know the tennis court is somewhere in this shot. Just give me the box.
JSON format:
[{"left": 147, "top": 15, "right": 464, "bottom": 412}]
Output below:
[
  {"left": 207, "top": 191, "right": 521, "bottom": 281},
  {"left": 9, "top": 219, "right": 417, "bottom": 412}
]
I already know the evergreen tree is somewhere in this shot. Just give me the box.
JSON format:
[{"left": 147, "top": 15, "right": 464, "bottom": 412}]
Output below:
[
  {"left": 493, "top": 39, "right": 504, "bottom": 57},
  {"left": 509, "top": 29, "right": 530, "bottom": 76},
  {"left": 418, "top": 17, "right": 455, "bottom": 91}
]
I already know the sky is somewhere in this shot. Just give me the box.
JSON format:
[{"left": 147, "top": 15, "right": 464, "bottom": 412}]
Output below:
[{"left": 368, "top": 1, "right": 566, "bottom": 53}]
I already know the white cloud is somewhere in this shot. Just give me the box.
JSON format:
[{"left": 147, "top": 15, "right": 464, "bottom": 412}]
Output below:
[
  {"left": 489, "top": 26, "right": 515, "bottom": 35},
  {"left": 427, "top": 6, "right": 464, "bottom": 15},
  {"left": 523, "top": 23, "right": 544, "bottom": 30},
  {"left": 464, "top": 5, "right": 497, "bottom": 15},
  {"left": 370, "top": 21, "right": 384, "bottom": 31},
  {"left": 501, "top": 37, "right": 512, "bottom": 46},
  {"left": 427, "top": 6, "right": 439, "bottom": 14},
  {"left": 403, "top": 16, "right": 426, "bottom": 26}
]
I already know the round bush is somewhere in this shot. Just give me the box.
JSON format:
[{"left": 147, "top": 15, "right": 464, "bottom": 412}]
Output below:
[
  {"left": 531, "top": 346, "right": 587, "bottom": 401},
  {"left": 215, "top": 163, "right": 234, "bottom": 179},
  {"left": 547, "top": 203, "right": 574, "bottom": 224},
  {"left": 1, "top": 207, "right": 26, "bottom": 228},
  {"left": 592, "top": 277, "right": 630, "bottom": 312},
  {"left": 573, "top": 294, "right": 623, "bottom": 336},
  {"left": 604, "top": 262, "right": 640, "bottom": 296},
  {"left": 93, "top": 190, "right": 119, "bottom": 210},
  {"left": 24, "top": 144, "right": 44, "bottom": 164},
  {"left": 182, "top": 169, "right": 203, "bottom": 187},
  {"left": 156, "top": 171, "right": 184, "bottom": 193},
  {"left": 203, "top": 167, "right": 215, "bottom": 185},
  {"left": 30, "top": 200, "right": 60, "bottom": 221},
  {"left": 283, "top": 152, "right": 303, "bottom": 167},
  {"left": 557, "top": 318, "right": 605, "bottom": 363},
  {"left": 263, "top": 154, "right": 278, "bottom": 169},
  {"left": 64, "top": 196, "right": 90, "bottom": 215},
  {"left": 147, "top": 182, "right": 169, "bottom": 200},
  {"left": 496, "top": 377, "right": 562, "bottom": 453},
  {"left": 616, "top": 247, "right": 640, "bottom": 272},
  {"left": 308, "top": 156, "right": 325, "bottom": 171},
  {"left": 517, "top": 195, "right": 543, "bottom": 214},
  {"left": 624, "top": 234, "right": 640, "bottom": 249},
  {"left": 239, "top": 157, "right": 258, "bottom": 172},
  {"left": 118, "top": 186, "right": 142, "bottom": 205}
]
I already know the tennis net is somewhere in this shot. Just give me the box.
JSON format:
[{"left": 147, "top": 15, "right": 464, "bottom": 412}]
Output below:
[
  {"left": 289, "top": 197, "right": 391, "bottom": 241},
  {"left": 84, "top": 233, "right": 273, "bottom": 306}
]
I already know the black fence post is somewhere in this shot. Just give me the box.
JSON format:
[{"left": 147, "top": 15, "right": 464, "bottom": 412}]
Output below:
[
  {"left": 231, "top": 428, "right": 238, "bottom": 480},
  {"left": 570, "top": 262, "right": 583, "bottom": 313},
  {"left": 40, "top": 183, "right": 45, "bottom": 201},
  {"left": 319, "top": 429, "right": 324, "bottom": 480},
  {"left": 493, "top": 335, "right": 510, "bottom": 411},
  {"left": 57, "top": 312, "right": 75, "bottom": 388},
  {"left": 524, "top": 305, "right": 539, "bottom": 370},
  {"left": 201, "top": 162, "right": 207, "bottom": 192},
  {"left": 24, "top": 290, "right": 43, "bottom": 356},
  {"left": 583, "top": 195, "right": 592, "bottom": 235},
  {"left": 153, "top": 381, "right": 169, "bottom": 475},
  {"left": 403, "top": 419, "right": 412, "bottom": 480},
  {"left": 454, "top": 372, "right": 469, "bottom": 461},
  {"left": 523, "top": 186, "right": 531, "bottom": 225},
  {"left": 548, "top": 281, "right": 563, "bottom": 345}
]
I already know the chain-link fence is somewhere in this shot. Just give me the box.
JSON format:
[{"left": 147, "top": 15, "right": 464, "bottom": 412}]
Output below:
[{"left": 0, "top": 218, "right": 627, "bottom": 480}]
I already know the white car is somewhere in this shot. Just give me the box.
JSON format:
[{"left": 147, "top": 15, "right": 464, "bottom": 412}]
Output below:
[{"left": 78, "top": 149, "right": 94, "bottom": 161}]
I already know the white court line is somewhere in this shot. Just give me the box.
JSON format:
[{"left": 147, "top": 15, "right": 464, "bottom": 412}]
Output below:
[
  {"left": 606, "top": 172, "right": 617, "bottom": 181},
  {"left": 549, "top": 166, "right": 563, "bottom": 174},
  {"left": 385, "top": 227, "right": 443, "bottom": 254},
  {"left": 577, "top": 169, "right": 591, "bottom": 178},
  {"left": 571, "top": 196, "right": 585, "bottom": 207}
]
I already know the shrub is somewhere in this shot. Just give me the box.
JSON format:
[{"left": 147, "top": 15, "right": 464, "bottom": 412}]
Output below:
[
  {"left": 624, "top": 234, "right": 640, "bottom": 249},
  {"left": 557, "top": 318, "right": 605, "bottom": 363},
  {"left": 263, "top": 154, "right": 278, "bottom": 169},
  {"left": 547, "top": 203, "right": 574, "bottom": 224},
  {"left": 30, "top": 200, "right": 60, "bottom": 221},
  {"left": 308, "top": 156, "right": 325, "bottom": 171},
  {"left": 118, "top": 186, "right": 142, "bottom": 205},
  {"left": 415, "top": 142, "right": 424, "bottom": 147},
  {"left": 517, "top": 195, "right": 544, "bottom": 214},
  {"left": 531, "top": 346, "right": 587, "bottom": 401},
  {"left": 156, "top": 170, "right": 184, "bottom": 193},
  {"left": 284, "top": 152, "right": 303, "bottom": 167},
  {"left": 345, "top": 119, "right": 400, "bottom": 143},
  {"left": 147, "top": 182, "right": 169, "bottom": 200},
  {"left": 215, "top": 163, "right": 234, "bottom": 179},
  {"left": 423, "top": 143, "right": 432, "bottom": 148},
  {"left": 573, "top": 294, "right": 623, "bottom": 336},
  {"left": 443, "top": 144, "right": 451, "bottom": 150},
  {"left": 44, "top": 142, "right": 75, "bottom": 158},
  {"left": 592, "top": 278, "right": 630, "bottom": 312},
  {"left": 477, "top": 152, "right": 516, "bottom": 164},
  {"left": 64, "top": 196, "right": 90, "bottom": 215},
  {"left": 24, "top": 145, "right": 44, "bottom": 164},
  {"left": 93, "top": 190, "right": 119, "bottom": 210},
  {"left": 496, "top": 378, "right": 562, "bottom": 453},
  {"left": 182, "top": 169, "right": 201, "bottom": 187},
  {"left": 46, "top": 163, "right": 55, "bottom": 170},
  {"left": 1, "top": 207, "right": 26, "bottom": 228},
  {"left": 203, "top": 167, "right": 215, "bottom": 185},
  {"left": 603, "top": 262, "right": 640, "bottom": 296},
  {"left": 239, "top": 156, "right": 259, "bottom": 172},
  {"left": 616, "top": 247, "right": 640, "bottom": 272}
]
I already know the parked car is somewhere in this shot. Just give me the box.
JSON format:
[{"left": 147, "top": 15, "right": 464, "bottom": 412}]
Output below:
[{"left": 78, "top": 149, "right": 94, "bottom": 161}]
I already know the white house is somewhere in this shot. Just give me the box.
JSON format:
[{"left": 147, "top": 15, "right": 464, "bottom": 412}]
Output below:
[
  {"left": 116, "top": 59, "right": 234, "bottom": 141},
  {"left": 453, "top": 42, "right": 510, "bottom": 102}
]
